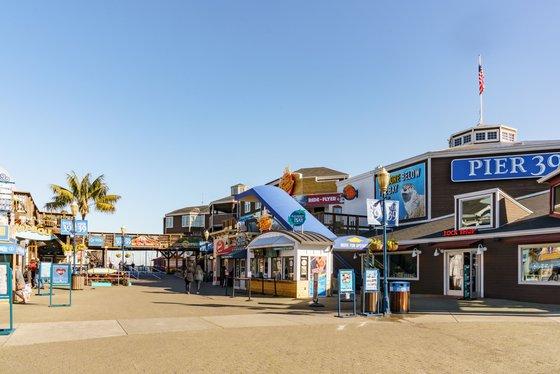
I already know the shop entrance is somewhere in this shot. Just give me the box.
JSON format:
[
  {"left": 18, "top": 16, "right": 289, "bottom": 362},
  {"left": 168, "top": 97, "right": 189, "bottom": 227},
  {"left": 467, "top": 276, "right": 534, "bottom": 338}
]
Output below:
[{"left": 444, "top": 249, "right": 484, "bottom": 298}]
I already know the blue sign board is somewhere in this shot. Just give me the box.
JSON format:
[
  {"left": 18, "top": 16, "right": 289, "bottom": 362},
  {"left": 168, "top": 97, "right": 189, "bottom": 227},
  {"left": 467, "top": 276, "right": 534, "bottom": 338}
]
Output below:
[
  {"left": 375, "top": 162, "right": 427, "bottom": 222},
  {"left": 114, "top": 235, "right": 132, "bottom": 247},
  {"left": 88, "top": 234, "right": 105, "bottom": 248},
  {"left": 451, "top": 152, "right": 560, "bottom": 182},
  {"left": 60, "top": 219, "right": 88, "bottom": 236},
  {"left": 288, "top": 209, "right": 307, "bottom": 227},
  {"left": 339, "top": 269, "right": 354, "bottom": 293},
  {"left": 366, "top": 199, "right": 400, "bottom": 227},
  {"left": 51, "top": 264, "right": 71, "bottom": 286}
]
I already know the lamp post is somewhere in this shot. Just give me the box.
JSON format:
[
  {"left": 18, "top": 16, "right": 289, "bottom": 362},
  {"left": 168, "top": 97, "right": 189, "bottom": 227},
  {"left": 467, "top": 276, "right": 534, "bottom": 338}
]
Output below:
[
  {"left": 377, "top": 167, "right": 391, "bottom": 316},
  {"left": 203, "top": 229, "right": 210, "bottom": 275},
  {"left": 70, "top": 201, "right": 79, "bottom": 273},
  {"left": 120, "top": 226, "right": 126, "bottom": 270}
]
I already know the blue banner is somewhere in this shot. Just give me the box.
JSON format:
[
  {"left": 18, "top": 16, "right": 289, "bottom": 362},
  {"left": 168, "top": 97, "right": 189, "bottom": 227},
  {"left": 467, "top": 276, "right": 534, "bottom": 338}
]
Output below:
[
  {"left": 375, "top": 162, "right": 427, "bottom": 221},
  {"left": 60, "top": 219, "right": 88, "bottom": 236},
  {"left": 451, "top": 152, "right": 560, "bottom": 182},
  {"left": 114, "top": 235, "right": 132, "bottom": 247},
  {"left": 88, "top": 234, "right": 105, "bottom": 248}
]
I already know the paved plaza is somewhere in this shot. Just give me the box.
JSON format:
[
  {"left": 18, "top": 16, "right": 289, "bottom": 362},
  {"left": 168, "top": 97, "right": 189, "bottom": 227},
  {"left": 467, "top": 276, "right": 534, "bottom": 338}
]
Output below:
[{"left": 1, "top": 276, "right": 560, "bottom": 373}]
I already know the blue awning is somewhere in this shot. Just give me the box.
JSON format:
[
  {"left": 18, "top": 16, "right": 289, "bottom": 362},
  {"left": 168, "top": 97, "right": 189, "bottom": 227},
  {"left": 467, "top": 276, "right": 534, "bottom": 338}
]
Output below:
[
  {"left": 222, "top": 249, "right": 247, "bottom": 259},
  {"left": 333, "top": 235, "right": 370, "bottom": 252},
  {"left": 236, "top": 185, "right": 336, "bottom": 240}
]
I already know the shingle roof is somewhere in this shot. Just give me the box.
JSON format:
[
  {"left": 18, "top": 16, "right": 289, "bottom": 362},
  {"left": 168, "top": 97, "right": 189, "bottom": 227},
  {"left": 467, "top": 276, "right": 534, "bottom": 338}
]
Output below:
[
  {"left": 294, "top": 167, "right": 349, "bottom": 179},
  {"left": 165, "top": 205, "right": 209, "bottom": 216}
]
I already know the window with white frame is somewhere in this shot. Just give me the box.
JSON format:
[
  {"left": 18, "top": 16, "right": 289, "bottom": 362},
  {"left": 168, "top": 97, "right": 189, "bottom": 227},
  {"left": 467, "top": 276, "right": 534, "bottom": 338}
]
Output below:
[
  {"left": 453, "top": 137, "right": 462, "bottom": 147},
  {"left": 165, "top": 216, "right": 174, "bottom": 229},
  {"left": 502, "top": 131, "right": 515, "bottom": 142},
  {"left": 519, "top": 244, "right": 560, "bottom": 285},
  {"left": 255, "top": 201, "right": 261, "bottom": 210},
  {"left": 458, "top": 194, "right": 493, "bottom": 229},
  {"left": 373, "top": 252, "right": 419, "bottom": 280},
  {"left": 181, "top": 215, "right": 188, "bottom": 227},
  {"left": 244, "top": 202, "right": 251, "bottom": 213},
  {"left": 463, "top": 134, "right": 472, "bottom": 144},
  {"left": 475, "top": 132, "right": 486, "bottom": 141},
  {"left": 487, "top": 131, "right": 498, "bottom": 140}
]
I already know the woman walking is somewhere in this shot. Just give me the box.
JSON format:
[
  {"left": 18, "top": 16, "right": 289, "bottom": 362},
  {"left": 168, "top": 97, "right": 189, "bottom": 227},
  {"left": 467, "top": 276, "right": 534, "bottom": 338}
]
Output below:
[
  {"left": 194, "top": 264, "right": 204, "bottom": 294},
  {"left": 184, "top": 260, "right": 195, "bottom": 294}
]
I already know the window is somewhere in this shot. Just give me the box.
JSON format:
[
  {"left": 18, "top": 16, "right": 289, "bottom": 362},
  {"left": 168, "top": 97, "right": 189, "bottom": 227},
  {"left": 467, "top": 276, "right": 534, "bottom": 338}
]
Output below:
[
  {"left": 475, "top": 132, "right": 486, "bottom": 141},
  {"left": 459, "top": 194, "right": 493, "bottom": 229},
  {"left": 332, "top": 205, "right": 343, "bottom": 214},
  {"left": 244, "top": 202, "right": 251, "bottom": 213},
  {"left": 519, "top": 244, "right": 560, "bottom": 285},
  {"left": 502, "top": 131, "right": 515, "bottom": 142},
  {"left": 165, "top": 216, "right": 173, "bottom": 229},
  {"left": 554, "top": 186, "right": 560, "bottom": 214},
  {"left": 282, "top": 257, "right": 294, "bottom": 280},
  {"left": 453, "top": 137, "right": 462, "bottom": 147},
  {"left": 487, "top": 131, "right": 498, "bottom": 140},
  {"left": 463, "top": 134, "right": 472, "bottom": 144},
  {"left": 373, "top": 252, "right": 418, "bottom": 280},
  {"left": 255, "top": 202, "right": 261, "bottom": 210},
  {"left": 181, "top": 215, "right": 188, "bottom": 227}
]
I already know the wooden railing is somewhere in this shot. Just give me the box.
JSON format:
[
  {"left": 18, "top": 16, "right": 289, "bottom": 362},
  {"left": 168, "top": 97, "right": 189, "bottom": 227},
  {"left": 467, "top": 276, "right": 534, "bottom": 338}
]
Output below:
[{"left": 313, "top": 212, "right": 371, "bottom": 235}]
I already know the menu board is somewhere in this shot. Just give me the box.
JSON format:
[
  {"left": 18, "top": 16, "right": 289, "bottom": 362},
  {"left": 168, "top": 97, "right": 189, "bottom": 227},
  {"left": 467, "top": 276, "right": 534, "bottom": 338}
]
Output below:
[
  {"left": 51, "top": 264, "right": 71, "bottom": 286},
  {"left": 364, "top": 269, "right": 379, "bottom": 292},
  {"left": 0, "top": 263, "right": 8, "bottom": 297},
  {"left": 339, "top": 269, "right": 354, "bottom": 293}
]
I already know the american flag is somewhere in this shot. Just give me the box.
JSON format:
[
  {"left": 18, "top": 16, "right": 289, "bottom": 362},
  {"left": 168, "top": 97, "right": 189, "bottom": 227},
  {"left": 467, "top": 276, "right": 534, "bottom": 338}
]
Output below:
[{"left": 478, "top": 59, "right": 485, "bottom": 95}]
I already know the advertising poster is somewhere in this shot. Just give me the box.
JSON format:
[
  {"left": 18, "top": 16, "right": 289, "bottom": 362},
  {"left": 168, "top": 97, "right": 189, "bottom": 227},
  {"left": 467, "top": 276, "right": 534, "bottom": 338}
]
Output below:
[
  {"left": 299, "top": 256, "right": 308, "bottom": 280},
  {"left": 0, "top": 263, "right": 8, "bottom": 297},
  {"left": 375, "top": 162, "right": 427, "bottom": 222},
  {"left": 364, "top": 269, "right": 379, "bottom": 292},
  {"left": 51, "top": 264, "right": 71, "bottom": 286},
  {"left": 308, "top": 256, "right": 327, "bottom": 297},
  {"left": 40, "top": 262, "right": 52, "bottom": 279},
  {"left": 339, "top": 269, "right": 354, "bottom": 293}
]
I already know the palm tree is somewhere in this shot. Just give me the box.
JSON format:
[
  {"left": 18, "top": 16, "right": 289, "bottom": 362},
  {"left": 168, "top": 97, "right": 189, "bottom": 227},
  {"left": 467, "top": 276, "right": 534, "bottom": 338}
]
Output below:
[{"left": 45, "top": 172, "right": 121, "bottom": 219}]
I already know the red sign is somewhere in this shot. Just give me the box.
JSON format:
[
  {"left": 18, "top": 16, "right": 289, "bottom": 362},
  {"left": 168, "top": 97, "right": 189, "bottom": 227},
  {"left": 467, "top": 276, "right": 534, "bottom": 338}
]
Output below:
[
  {"left": 306, "top": 193, "right": 343, "bottom": 207},
  {"left": 215, "top": 239, "right": 234, "bottom": 256},
  {"left": 442, "top": 228, "right": 478, "bottom": 237}
]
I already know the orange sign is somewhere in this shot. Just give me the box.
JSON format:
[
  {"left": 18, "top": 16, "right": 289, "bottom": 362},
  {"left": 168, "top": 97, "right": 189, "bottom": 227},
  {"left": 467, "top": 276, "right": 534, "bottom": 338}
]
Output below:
[{"left": 279, "top": 167, "right": 297, "bottom": 195}]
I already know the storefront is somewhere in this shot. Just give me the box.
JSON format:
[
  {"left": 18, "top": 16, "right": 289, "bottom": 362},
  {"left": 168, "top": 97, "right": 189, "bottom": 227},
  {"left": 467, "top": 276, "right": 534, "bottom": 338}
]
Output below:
[{"left": 247, "top": 230, "right": 333, "bottom": 298}]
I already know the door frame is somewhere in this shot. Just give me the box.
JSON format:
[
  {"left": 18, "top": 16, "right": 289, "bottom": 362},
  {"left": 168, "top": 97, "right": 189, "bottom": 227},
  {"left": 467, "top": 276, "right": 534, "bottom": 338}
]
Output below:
[{"left": 443, "top": 249, "right": 484, "bottom": 298}]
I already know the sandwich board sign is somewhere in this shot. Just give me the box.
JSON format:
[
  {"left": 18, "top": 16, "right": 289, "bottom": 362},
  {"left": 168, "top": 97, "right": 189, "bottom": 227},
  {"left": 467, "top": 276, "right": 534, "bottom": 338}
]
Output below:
[{"left": 49, "top": 263, "right": 72, "bottom": 307}]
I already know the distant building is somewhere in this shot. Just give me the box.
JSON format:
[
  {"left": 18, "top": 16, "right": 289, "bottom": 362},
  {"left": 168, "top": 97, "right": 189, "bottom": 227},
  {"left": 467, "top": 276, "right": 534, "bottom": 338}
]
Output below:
[{"left": 163, "top": 205, "right": 209, "bottom": 236}]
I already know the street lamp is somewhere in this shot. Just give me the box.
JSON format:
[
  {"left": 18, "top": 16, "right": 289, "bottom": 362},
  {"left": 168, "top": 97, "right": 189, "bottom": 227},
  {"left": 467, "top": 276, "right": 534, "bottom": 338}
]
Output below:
[
  {"left": 120, "top": 226, "right": 126, "bottom": 270},
  {"left": 377, "top": 166, "right": 391, "bottom": 316},
  {"left": 70, "top": 201, "right": 79, "bottom": 273}
]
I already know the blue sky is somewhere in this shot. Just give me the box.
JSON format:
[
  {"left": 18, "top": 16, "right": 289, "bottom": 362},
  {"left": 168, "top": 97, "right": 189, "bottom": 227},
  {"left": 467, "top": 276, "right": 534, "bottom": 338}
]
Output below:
[{"left": 1, "top": 1, "right": 560, "bottom": 233}]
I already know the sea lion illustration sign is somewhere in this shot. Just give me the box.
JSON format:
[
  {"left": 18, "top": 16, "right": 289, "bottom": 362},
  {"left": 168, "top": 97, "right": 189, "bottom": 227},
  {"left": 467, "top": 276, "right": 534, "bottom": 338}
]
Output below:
[
  {"left": 51, "top": 264, "right": 71, "bottom": 286},
  {"left": 375, "top": 162, "right": 427, "bottom": 222}
]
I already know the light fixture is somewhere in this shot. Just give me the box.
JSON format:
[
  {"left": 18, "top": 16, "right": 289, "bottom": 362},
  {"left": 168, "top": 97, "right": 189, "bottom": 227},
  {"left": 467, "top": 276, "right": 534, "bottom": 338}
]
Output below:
[
  {"left": 476, "top": 244, "right": 487, "bottom": 255},
  {"left": 203, "top": 229, "right": 210, "bottom": 241},
  {"left": 70, "top": 201, "right": 79, "bottom": 217},
  {"left": 353, "top": 253, "right": 358, "bottom": 260},
  {"left": 120, "top": 226, "right": 126, "bottom": 235},
  {"left": 433, "top": 248, "right": 442, "bottom": 256},
  {"left": 377, "top": 167, "right": 390, "bottom": 194},
  {"left": 412, "top": 248, "right": 422, "bottom": 257}
]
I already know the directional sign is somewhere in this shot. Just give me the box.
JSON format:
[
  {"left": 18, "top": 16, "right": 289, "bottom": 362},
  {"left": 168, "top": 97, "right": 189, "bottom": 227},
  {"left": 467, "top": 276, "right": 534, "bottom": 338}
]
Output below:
[{"left": 60, "top": 219, "right": 88, "bottom": 236}]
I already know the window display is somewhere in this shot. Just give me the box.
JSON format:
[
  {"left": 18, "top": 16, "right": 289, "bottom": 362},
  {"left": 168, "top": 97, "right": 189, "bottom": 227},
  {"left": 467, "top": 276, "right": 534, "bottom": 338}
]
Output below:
[
  {"left": 520, "top": 245, "right": 560, "bottom": 284},
  {"left": 374, "top": 252, "right": 418, "bottom": 279}
]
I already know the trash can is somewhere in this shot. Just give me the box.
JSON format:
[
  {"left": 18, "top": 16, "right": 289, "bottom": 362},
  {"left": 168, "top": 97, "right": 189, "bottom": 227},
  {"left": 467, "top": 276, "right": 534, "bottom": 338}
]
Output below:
[
  {"left": 364, "top": 291, "right": 379, "bottom": 313},
  {"left": 389, "top": 281, "right": 410, "bottom": 313},
  {"left": 71, "top": 274, "right": 85, "bottom": 290}
]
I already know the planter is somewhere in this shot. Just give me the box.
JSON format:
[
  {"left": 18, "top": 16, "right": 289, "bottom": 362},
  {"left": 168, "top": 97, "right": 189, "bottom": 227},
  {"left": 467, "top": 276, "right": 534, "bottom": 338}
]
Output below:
[
  {"left": 387, "top": 242, "right": 399, "bottom": 251},
  {"left": 71, "top": 274, "right": 85, "bottom": 290}
]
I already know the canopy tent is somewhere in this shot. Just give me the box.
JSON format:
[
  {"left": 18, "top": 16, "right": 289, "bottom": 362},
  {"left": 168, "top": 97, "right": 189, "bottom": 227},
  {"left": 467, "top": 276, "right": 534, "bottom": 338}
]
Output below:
[
  {"left": 236, "top": 185, "right": 336, "bottom": 240},
  {"left": 0, "top": 239, "right": 25, "bottom": 256},
  {"left": 332, "top": 235, "right": 370, "bottom": 252}
]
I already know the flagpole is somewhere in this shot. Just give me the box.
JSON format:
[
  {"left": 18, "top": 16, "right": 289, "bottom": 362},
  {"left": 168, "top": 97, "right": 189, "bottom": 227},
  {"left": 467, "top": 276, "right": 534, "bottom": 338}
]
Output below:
[{"left": 478, "top": 55, "right": 483, "bottom": 125}]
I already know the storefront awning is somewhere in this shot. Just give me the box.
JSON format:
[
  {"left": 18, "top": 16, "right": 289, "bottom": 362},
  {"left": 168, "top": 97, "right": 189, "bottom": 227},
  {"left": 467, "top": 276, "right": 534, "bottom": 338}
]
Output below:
[
  {"left": 236, "top": 185, "right": 336, "bottom": 240},
  {"left": 15, "top": 231, "right": 54, "bottom": 241},
  {"left": 247, "top": 235, "right": 296, "bottom": 249},
  {"left": 248, "top": 230, "right": 332, "bottom": 250},
  {"left": 222, "top": 249, "right": 247, "bottom": 259}
]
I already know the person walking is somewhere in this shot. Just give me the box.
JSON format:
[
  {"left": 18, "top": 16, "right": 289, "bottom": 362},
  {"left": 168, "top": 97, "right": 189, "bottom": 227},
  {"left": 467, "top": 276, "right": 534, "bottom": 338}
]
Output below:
[
  {"left": 13, "top": 266, "right": 27, "bottom": 304},
  {"left": 194, "top": 264, "right": 204, "bottom": 294},
  {"left": 184, "top": 261, "right": 195, "bottom": 294}
]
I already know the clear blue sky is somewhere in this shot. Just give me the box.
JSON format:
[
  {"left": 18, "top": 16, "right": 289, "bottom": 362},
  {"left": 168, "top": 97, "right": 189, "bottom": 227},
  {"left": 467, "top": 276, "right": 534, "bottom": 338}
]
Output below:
[{"left": 2, "top": 1, "right": 560, "bottom": 233}]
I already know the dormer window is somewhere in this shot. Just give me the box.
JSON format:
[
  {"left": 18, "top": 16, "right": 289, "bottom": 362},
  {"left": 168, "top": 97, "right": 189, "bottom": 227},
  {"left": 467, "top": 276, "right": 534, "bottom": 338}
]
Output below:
[
  {"left": 453, "top": 137, "right": 462, "bottom": 147},
  {"left": 475, "top": 132, "right": 486, "bottom": 141},
  {"left": 487, "top": 131, "right": 498, "bottom": 140},
  {"left": 458, "top": 194, "right": 493, "bottom": 229},
  {"left": 463, "top": 134, "right": 472, "bottom": 144}
]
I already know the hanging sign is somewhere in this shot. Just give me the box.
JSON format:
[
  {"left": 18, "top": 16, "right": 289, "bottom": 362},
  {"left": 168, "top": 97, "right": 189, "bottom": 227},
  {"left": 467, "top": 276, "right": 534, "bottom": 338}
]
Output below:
[
  {"left": 288, "top": 209, "right": 307, "bottom": 227},
  {"left": 364, "top": 268, "right": 379, "bottom": 292},
  {"left": 113, "top": 235, "right": 132, "bottom": 247},
  {"left": 366, "top": 199, "right": 399, "bottom": 227},
  {"left": 451, "top": 152, "right": 560, "bottom": 182},
  {"left": 339, "top": 269, "right": 354, "bottom": 293},
  {"left": 88, "top": 234, "right": 105, "bottom": 248},
  {"left": 60, "top": 219, "right": 88, "bottom": 236}
]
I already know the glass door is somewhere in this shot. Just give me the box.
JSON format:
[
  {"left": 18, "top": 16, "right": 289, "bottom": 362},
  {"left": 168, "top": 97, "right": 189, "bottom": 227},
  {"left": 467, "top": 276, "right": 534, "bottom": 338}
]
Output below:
[{"left": 446, "top": 252, "right": 464, "bottom": 296}]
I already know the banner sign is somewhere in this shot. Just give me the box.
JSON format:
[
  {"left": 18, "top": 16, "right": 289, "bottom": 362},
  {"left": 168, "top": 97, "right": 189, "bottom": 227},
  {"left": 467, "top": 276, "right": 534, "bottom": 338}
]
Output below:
[
  {"left": 113, "top": 235, "right": 132, "bottom": 247},
  {"left": 364, "top": 268, "right": 379, "bottom": 292},
  {"left": 339, "top": 269, "right": 354, "bottom": 293},
  {"left": 305, "top": 193, "right": 343, "bottom": 207},
  {"left": 308, "top": 256, "right": 327, "bottom": 297},
  {"left": 214, "top": 238, "right": 234, "bottom": 256},
  {"left": 366, "top": 199, "right": 399, "bottom": 227},
  {"left": 60, "top": 219, "right": 88, "bottom": 236},
  {"left": 40, "top": 262, "right": 52, "bottom": 279},
  {"left": 451, "top": 152, "right": 560, "bottom": 182},
  {"left": 51, "top": 264, "right": 71, "bottom": 286},
  {"left": 0, "top": 225, "right": 9, "bottom": 241},
  {"left": 88, "top": 234, "right": 105, "bottom": 248},
  {"left": 0, "top": 263, "right": 8, "bottom": 298},
  {"left": 375, "top": 162, "right": 427, "bottom": 222}
]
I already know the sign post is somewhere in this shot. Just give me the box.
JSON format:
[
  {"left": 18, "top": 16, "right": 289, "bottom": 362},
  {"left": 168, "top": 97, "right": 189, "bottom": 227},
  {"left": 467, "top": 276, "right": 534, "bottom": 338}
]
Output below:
[
  {"left": 36, "top": 262, "right": 52, "bottom": 296},
  {"left": 337, "top": 269, "right": 356, "bottom": 318},
  {"left": 309, "top": 272, "right": 324, "bottom": 308},
  {"left": 49, "top": 263, "right": 72, "bottom": 307},
  {"left": 0, "top": 262, "right": 14, "bottom": 335},
  {"left": 362, "top": 268, "right": 381, "bottom": 316}
]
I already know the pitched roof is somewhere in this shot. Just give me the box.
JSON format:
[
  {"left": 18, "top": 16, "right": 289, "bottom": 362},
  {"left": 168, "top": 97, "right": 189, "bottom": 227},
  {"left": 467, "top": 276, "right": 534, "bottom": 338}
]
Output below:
[
  {"left": 293, "top": 167, "right": 349, "bottom": 179},
  {"left": 165, "top": 205, "right": 209, "bottom": 216}
]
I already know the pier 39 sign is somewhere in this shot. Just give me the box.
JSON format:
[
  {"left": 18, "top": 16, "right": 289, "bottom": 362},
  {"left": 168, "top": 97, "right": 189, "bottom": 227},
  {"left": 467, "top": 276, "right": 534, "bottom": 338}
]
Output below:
[{"left": 451, "top": 152, "right": 560, "bottom": 182}]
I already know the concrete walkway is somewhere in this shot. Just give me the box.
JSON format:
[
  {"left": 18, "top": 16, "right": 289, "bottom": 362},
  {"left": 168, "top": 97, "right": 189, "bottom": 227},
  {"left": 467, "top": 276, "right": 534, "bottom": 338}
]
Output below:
[{"left": 2, "top": 310, "right": 560, "bottom": 347}]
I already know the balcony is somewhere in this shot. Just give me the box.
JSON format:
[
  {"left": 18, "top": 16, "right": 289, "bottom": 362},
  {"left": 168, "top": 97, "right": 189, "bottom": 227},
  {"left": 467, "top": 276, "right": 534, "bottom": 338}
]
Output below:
[
  {"left": 210, "top": 213, "right": 237, "bottom": 230},
  {"left": 313, "top": 212, "right": 371, "bottom": 236}
]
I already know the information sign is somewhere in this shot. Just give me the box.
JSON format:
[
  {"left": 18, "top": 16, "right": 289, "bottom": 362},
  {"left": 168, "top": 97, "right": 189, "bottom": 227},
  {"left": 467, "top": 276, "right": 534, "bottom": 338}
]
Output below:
[
  {"left": 339, "top": 269, "right": 354, "bottom": 293},
  {"left": 364, "top": 268, "right": 379, "bottom": 292}
]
